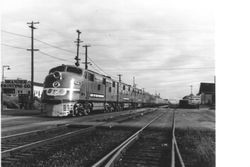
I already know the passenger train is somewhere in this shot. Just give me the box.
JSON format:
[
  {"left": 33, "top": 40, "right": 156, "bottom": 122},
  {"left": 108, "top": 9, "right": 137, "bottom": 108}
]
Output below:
[{"left": 41, "top": 64, "right": 167, "bottom": 117}]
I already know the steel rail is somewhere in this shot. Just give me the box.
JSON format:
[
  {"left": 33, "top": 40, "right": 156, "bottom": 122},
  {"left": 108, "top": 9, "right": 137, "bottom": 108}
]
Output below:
[
  {"left": 1, "top": 124, "right": 69, "bottom": 140},
  {"left": 1, "top": 108, "right": 156, "bottom": 159},
  {"left": 174, "top": 136, "right": 185, "bottom": 167},
  {"left": 1, "top": 126, "right": 96, "bottom": 158},
  {"left": 171, "top": 109, "right": 176, "bottom": 167},
  {"left": 2, "top": 109, "right": 151, "bottom": 141},
  {"left": 171, "top": 109, "right": 185, "bottom": 167},
  {"left": 92, "top": 112, "right": 164, "bottom": 167}
]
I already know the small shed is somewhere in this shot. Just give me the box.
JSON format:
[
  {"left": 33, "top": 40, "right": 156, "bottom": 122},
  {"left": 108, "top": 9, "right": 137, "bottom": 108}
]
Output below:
[{"left": 198, "top": 82, "right": 215, "bottom": 105}]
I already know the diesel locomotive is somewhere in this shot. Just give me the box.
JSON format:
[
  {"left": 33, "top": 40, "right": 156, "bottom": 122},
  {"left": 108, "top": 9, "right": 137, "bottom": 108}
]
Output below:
[{"left": 41, "top": 64, "right": 166, "bottom": 117}]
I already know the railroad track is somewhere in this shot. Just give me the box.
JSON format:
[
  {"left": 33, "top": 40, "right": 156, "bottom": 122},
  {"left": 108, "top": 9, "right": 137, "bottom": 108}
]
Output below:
[
  {"left": 171, "top": 109, "right": 185, "bottom": 167},
  {"left": 1, "top": 108, "right": 156, "bottom": 166},
  {"left": 92, "top": 108, "right": 185, "bottom": 167},
  {"left": 2, "top": 124, "right": 71, "bottom": 152},
  {"left": 92, "top": 112, "right": 165, "bottom": 167}
]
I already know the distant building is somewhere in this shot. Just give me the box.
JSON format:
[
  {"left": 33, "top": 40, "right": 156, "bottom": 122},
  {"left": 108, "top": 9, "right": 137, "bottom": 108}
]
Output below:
[
  {"left": 198, "top": 82, "right": 215, "bottom": 105},
  {"left": 183, "top": 94, "right": 201, "bottom": 104},
  {"left": 1, "top": 79, "right": 43, "bottom": 98},
  {"left": 179, "top": 94, "right": 200, "bottom": 108}
]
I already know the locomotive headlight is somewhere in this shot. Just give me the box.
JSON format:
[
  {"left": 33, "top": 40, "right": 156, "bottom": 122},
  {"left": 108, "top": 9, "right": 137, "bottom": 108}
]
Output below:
[
  {"left": 53, "top": 71, "right": 62, "bottom": 80},
  {"left": 53, "top": 81, "right": 60, "bottom": 88}
]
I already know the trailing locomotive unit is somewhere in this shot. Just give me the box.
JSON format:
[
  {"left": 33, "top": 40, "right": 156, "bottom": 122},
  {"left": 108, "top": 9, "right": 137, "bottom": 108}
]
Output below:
[{"left": 42, "top": 64, "right": 165, "bottom": 117}]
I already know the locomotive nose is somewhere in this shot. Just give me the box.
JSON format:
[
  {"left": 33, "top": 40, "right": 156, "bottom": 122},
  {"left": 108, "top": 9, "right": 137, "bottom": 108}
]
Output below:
[{"left": 53, "top": 71, "right": 62, "bottom": 80}]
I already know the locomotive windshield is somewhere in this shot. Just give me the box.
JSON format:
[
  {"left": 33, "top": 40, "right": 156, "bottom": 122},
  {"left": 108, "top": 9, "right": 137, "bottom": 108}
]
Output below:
[
  {"left": 66, "top": 66, "right": 82, "bottom": 75},
  {"left": 49, "top": 65, "right": 82, "bottom": 75},
  {"left": 49, "top": 66, "right": 65, "bottom": 74}
]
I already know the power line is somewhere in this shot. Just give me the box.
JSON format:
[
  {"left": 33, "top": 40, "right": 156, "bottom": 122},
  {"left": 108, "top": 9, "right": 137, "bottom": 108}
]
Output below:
[
  {"left": 88, "top": 64, "right": 102, "bottom": 74},
  {"left": 1, "top": 42, "right": 72, "bottom": 63},
  {"left": 87, "top": 56, "right": 114, "bottom": 76},
  {"left": 2, "top": 42, "right": 110, "bottom": 75},
  {"left": 2, "top": 29, "right": 111, "bottom": 75},
  {"left": 2, "top": 29, "right": 76, "bottom": 54},
  {"left": 1, "top": 30, "right": 31, "bottom": 38},
  {"left": 35, "top": 39, "right": 76, "bottom": 54},
  {"left": 2, "top": 42, "right": 214, "bottom": 72},
  {"left": 1, "top": 29, "right": 214, "bottom": 82},
  {"left": 38, "top": 51, "right": 73, "bottom": 62},
  {"left": 103, "top": 67, "right": 214, "bottom": 72},
  {"left": 1, "top": 43, "right": 27, "bottom": 50}
]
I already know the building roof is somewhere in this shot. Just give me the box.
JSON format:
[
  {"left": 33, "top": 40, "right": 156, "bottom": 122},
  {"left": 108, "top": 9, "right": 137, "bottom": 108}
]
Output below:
[
  {"left": 183, "top": 94, "right": 194, "bottom": 99},
  {"left": 198, "top": 82, "right": 215, "bottom": 94},
  {"left": 33, "top": 82, "right": 44, "bottom": 87},
  {"left": 2, "top": 79, "right": 43, "bottom": 87}
]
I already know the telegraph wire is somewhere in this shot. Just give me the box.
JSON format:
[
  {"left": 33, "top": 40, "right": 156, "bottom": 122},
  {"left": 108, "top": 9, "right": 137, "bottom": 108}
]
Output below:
[
  {"left": 1, "top": 42, "right": 214, "bottom": 72},
  {"left": 1, "top": 42, "right": 72, "bottom": 63},
  {"left": 87, "top": 56, "right": 109, "bottom": 75},
  {"left": 1, "top": 29, "right": 214, "bottom": 81},
  {"left": 38, "top": 51, "right": 73, "bottom": 62},
  {"left": 2, "top": 30, "right": 112, "bottom": 75},
  {"left": 87, "top": 56, "right": 118, "bottom": 79},
  {"left": 1, "top": 42, "right": 109, "bottom": 74},
  {"left": 1, "top": 43, "right": 27, "bottom": 50},
  {"left": 2, "top": 29, "right": 76, "bottom": 54},
  {"left": 102, "top": 67, "right": 215, "bottom": 72},
  {"left": 35, "top": 39, "right": 76, "bottom": 54},
  {"left": 1, "top": 30, "right": 31, "bottom": 38}
]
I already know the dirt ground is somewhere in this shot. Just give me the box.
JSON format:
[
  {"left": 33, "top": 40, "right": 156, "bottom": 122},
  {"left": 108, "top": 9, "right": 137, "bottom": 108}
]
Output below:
[
  {"left": 175, "top": 108, "right": 215, "bottom": 129},
  {"left": 114, "top": 107, "right": 215, "bottom": 130},
  {"left": 1, "top": 107, "right": 215, "bottom": 167}
]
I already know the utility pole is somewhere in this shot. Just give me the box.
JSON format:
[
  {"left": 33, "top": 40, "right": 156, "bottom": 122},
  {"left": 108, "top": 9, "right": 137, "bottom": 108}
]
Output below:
[
  {"left": 74, "top": 30, "right": 82, "bottom": 67},
  {"left": 1, "top": 65, "right": 10, "bottom": 112},
  {"left": 82, "top": 45, "right": 91, "bottom": 70},
  {"left": 27, "top": 21, "right": 39, "bottom": 109},
  {"left": 133, "top": 76, "right": 136, "bottom": 88},
  {"left": 116, "top": 74, "right": 122, "bottom": 111},
  {"left": 118, "top": 74, "right": 122, "bottom": 82},
  {"left": 190, "top": 85, "right": 193, "bottom": 95},
  {"left": 2, "top": 65, "right": 10, "bottom": 82}
]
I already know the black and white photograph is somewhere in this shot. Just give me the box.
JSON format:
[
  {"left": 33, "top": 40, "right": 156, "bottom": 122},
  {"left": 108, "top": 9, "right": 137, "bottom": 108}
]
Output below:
[{"left": 1, "top": 0, "right": 227, "bottom": 166}]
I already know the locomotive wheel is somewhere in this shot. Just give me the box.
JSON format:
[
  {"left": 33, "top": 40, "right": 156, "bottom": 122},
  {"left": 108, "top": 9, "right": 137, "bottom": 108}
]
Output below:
[
  {"left": 104, "top": 103, "right": 109, "bottom": 113},
  {"left": 74, "top": 103, "right": 88, "bottom": 116},
  {"left": 110, "top": 105, "right": 114, "bottom": 112},
  {"left": 88, "top": 103, "right": 93, "bottom": 113}
]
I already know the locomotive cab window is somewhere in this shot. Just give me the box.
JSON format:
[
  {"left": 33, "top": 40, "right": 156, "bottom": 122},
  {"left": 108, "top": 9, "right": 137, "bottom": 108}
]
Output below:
[
  {"left": 98, "top": 84, "right": 101, "bottom": 90},
  {"left": 123, "top": 85, "right": 125, "bottom": 90},
  {"left": 49, "top": 66, "right": 65, "bottom": 74},
  {"left": 66, "top": 66, "right": 82, "bottom": 75},
  {"left": 103, "top": 78, "right": 106, "bottom": 85},
  {"left": 84, "top": 72, "right": 87, "bottom": 79},
  {"left": 88, "top": 73, "right": 94, "bottom": 81},
  {"left": 112, "top": 81, "right": 116, "bottom": 87}
]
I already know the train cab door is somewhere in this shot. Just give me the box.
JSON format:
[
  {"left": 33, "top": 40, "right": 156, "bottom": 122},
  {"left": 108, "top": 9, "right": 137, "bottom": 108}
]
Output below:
[
  {"left": 80, "top": 71, "right": 92, "bottom": 100},
  {"left": 105, "top": 78, "right": 112, "bottom": 102},
  {"left": 79, "top": 72, "right": 86, "bottom": 100}
]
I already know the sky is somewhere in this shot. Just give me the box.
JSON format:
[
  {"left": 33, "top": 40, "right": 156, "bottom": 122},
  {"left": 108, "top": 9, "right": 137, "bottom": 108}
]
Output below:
[{"left": 1, "top": 0, "right": 214, "bottom": 99}]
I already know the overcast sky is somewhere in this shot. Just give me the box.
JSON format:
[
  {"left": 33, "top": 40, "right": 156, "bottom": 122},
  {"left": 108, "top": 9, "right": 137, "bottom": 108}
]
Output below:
[{"left": 1, "top": 0, "right": 214, "bottom": 99}]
